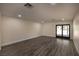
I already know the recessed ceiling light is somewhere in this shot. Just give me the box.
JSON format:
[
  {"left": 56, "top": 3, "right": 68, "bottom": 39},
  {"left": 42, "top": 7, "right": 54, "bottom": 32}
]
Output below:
[
  {"left": 50, "top": 3, "right": 56, "bottom": 5},
  {"left": 62, "top": 18, "right": 64, "bottom": 21},
  {"left": 18, "top": 14, "right": 22, "bottom": 18}
]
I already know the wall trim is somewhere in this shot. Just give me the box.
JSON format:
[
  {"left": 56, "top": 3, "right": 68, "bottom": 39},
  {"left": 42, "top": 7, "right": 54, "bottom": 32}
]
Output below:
[{"left": 2, "top": 35, "right": 40, "bottom": 46}]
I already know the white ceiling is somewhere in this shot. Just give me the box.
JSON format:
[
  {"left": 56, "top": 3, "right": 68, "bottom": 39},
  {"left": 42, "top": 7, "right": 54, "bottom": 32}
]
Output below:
[{"left": 1, "top": 3, "right": 79, "bottom": 22}]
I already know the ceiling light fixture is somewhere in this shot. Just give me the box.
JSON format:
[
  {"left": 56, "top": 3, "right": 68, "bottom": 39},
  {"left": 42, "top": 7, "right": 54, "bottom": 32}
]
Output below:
[
  {"left": 50, "top": 3, "right": 56, "bottom": 5},
  {"left": 18, "top": 14, "right": 22, "bottom": 18},
  {"left": 62, "top": 18, "right": 64, "bottom": 21}
]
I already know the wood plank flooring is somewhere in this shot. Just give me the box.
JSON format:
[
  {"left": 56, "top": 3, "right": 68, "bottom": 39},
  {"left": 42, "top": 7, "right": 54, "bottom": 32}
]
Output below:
[{"left": 0, "top": 36, "right": 78, "bottom": 56}]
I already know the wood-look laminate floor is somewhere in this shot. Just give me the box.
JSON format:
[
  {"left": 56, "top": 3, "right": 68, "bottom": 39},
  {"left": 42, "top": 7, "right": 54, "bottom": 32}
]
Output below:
[{"left": 0, "top": 36, "right": 78, "bottom": 56}]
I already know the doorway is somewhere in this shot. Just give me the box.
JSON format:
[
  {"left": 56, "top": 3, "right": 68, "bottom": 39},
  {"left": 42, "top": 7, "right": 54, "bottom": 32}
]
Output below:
[{"left": 56, "top": 24, "right": 70, "bottom": 39}]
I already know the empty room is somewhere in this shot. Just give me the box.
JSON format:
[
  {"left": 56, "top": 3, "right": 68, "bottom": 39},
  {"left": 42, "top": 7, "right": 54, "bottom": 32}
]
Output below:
[{"left": 0, "top": 3, "right": 79, "bottom": 56}]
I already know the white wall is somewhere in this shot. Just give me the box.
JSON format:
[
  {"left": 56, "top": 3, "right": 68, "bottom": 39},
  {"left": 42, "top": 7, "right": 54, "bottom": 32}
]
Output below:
[
  {"left": 41, "top": 21, "right": 73, "bottom": 39},
  {"left": 1, "top": 16, "right": 73, "bottom": 46},
  {"left": 73, "top": 11, "right": 79, "bottom": 53},
  {"left": 2, "top": 16, "right": 41, "bottom": 46},
  {"left": 0, "top": 13, "right": 2, "bottom": 49}
]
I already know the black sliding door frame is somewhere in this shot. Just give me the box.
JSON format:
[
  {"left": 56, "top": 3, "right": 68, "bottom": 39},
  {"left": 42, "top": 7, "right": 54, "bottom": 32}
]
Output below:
[{"left": 56, "top": 24, "right": 70, "bottom": 39}]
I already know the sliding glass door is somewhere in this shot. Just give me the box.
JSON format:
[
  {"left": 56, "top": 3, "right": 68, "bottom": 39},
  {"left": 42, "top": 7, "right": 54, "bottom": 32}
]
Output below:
[{"left": 56, "top": 24, "right": 70, "bottom": 39}]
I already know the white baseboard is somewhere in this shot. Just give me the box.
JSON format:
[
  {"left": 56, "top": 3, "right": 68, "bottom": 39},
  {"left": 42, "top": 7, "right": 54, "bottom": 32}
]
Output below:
[
  {"left": 2, "top": 35, "right": 40, "bottom": 46},
  {"left": 41, "top": 35, "right": 55, "bottom": 37}
]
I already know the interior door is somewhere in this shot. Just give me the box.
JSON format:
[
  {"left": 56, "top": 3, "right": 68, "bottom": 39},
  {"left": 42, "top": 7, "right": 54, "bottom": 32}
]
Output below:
[{"left": 56, "top": 24, "right": 70, "bottom": 39}]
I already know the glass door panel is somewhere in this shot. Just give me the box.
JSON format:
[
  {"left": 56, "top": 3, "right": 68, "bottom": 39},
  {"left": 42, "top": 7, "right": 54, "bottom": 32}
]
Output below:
[
  {"left": 57, "top": 26, "right": 62, "bottom": 36},
  {"left": 63, "top": 25, "right": 69, "bottom": 37}
]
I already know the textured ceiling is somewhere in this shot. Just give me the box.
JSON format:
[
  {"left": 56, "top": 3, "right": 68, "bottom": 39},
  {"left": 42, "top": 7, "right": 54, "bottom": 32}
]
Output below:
[{"left": 1, "top": 3, "right": 79, "bottom": 22}]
